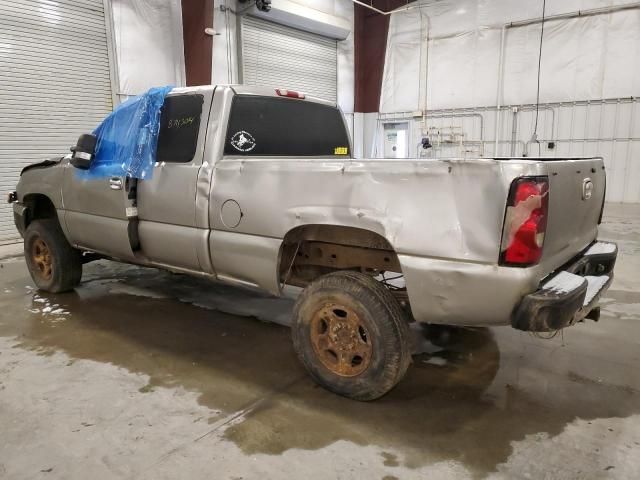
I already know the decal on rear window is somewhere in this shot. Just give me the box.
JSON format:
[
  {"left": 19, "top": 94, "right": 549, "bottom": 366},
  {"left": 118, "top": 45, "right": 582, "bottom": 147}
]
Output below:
[
  {"left": 230, "top": 130, "right": 256, "bottom": 152},
  {"left": 334, "top": 147, "right": 348, "bottom": 155}
]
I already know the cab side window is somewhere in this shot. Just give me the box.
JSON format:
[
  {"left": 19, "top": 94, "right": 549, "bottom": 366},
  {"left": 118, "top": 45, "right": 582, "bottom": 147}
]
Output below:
[{"left": 157, "top": 94, "right": 204, "bottom": 163}]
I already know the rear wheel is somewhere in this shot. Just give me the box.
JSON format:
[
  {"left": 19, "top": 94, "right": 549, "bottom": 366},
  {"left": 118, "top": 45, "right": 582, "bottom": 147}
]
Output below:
[
  {"left": 24, "top": 219, "right": 82, "bottom": 293},
  {"left": 292, "top": 271, "right": 412, "bottom": 401}
]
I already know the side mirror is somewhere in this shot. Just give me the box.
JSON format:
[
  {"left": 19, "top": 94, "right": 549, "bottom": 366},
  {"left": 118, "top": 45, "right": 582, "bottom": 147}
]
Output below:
[{"left": 70, "top": 134, "right": 97, "bottom": 170}]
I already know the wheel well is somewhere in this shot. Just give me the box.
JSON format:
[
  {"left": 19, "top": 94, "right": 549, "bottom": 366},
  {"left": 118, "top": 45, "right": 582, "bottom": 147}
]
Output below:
[
  {"left": 23, "top": 194, "right": 57, "bottom": 228},
  {"left": 278, "top": 225, "right": 405, "bottom": 297}
]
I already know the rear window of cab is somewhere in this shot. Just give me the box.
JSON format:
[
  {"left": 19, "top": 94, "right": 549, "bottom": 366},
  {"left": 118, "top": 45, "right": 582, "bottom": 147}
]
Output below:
[{"left": 224, "top": 95, "right": 350, "bottom": 157}]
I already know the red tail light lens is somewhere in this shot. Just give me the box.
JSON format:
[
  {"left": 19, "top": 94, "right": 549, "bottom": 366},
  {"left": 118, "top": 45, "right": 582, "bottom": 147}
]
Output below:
[
  {"left": 500, "top": 177, "right": 549, "bottom": 266},
  {"left": 275, "top": 88, "right": 305, "bottom": 99}
]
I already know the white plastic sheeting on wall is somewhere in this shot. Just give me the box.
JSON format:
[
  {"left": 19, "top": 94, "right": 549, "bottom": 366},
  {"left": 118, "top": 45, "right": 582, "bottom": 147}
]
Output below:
[
  {"left": 111, "top": 0, "right": 185, "bottom": 97},
  {"left": 381, "top": 0, "right": 640, "bottom": 111},
  {"left": 379, "top": 8, "right": 429, "bottom": 113},
  {"left": 376, "top": 0, "right": 640, "bottom": 203},
  {"left": 335, "top": 0, "right": 355, "bottom": 114}
]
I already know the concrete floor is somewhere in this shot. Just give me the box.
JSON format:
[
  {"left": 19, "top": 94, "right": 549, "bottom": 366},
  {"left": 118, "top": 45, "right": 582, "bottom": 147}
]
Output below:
[{"left": 0, "top": 204, "right": 639, "bottom": 480}]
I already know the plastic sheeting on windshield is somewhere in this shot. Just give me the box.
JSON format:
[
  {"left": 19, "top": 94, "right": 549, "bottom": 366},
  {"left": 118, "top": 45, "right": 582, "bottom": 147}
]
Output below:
[{"left": 81, "top": 85, "right": 172, "bottom": 180}]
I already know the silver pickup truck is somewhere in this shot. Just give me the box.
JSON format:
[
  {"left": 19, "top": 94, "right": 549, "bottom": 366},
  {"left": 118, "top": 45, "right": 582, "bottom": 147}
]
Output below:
[{"left": 9, "top": 85, "right": 617, "bottom": 400}]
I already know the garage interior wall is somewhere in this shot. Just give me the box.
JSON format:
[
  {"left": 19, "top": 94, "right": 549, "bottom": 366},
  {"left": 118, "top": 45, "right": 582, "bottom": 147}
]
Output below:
[
  {"left": 366, "top": 0, "right": 640, "bottom": 203},
  {"left": 0, "top": 0, "right": 116, "bottom": 245},
  {"left": 211, "top": 0, "right": 355, "bottom": 130},
  {"left": 241, "top": 16, "right": 339, "bottom": 102},
  {"left": 111, "top": 0, "right": 186, "bottom": 98}
]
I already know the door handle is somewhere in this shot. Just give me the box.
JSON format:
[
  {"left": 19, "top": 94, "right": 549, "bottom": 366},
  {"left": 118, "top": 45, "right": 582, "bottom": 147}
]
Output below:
[{"left": 109, "top": 177, "right": 123, "bottom": 190}]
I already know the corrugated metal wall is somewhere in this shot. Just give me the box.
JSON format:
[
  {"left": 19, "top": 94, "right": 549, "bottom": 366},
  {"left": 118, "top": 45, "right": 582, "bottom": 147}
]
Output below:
[
  {"left": 0, "top": 0, "right": 114, "bottom": 244},
  {"left": 241, "top": 15, "right": 338, "bottom": 103}
]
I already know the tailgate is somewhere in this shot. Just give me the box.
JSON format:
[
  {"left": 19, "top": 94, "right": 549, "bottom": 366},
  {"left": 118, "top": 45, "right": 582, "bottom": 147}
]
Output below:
[{"left": 539, "top": 158, "right": 606, "bottom": 272}]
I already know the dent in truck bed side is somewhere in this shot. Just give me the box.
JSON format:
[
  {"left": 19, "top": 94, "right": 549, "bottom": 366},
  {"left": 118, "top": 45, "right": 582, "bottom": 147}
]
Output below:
[{"left": 208, "top": 156, "right": 554, "bottom": 325}]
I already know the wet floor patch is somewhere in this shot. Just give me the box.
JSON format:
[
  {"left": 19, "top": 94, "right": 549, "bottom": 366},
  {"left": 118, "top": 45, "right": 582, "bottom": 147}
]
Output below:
[{"left": 1, "top": 257, "right": 639, "bottom": 478}]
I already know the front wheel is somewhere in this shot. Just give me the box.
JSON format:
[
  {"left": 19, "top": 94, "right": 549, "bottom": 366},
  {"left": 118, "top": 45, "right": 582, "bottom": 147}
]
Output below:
[
  {"left": 292, "top": 271, "right": 412, "bottom": 401},
  {"left": 24, "top": 219, "right": 82, "bottom": 293}
]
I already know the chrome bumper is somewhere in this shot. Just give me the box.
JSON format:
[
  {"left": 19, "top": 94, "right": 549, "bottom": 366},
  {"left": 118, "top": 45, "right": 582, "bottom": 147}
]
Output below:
[{"left": 512, "top": 241, "right": 617, "bottom": 332}]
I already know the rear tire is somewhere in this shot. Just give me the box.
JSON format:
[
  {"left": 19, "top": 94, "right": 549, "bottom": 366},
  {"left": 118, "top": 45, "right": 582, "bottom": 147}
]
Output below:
[
  {"left": 24, "top": 219, "right": 82, "bottom": 293},
  {"left": 292, "top": 271, "right": 412, "bottom": 401}
]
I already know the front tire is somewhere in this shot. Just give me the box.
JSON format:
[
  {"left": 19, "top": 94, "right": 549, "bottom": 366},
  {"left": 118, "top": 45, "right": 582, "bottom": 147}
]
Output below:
[
  {"left": 24, "top": 219, "right": 82, "bottom": 293},
  {"left": 292, "top": 271, "right": 412, "bottom": 401}
]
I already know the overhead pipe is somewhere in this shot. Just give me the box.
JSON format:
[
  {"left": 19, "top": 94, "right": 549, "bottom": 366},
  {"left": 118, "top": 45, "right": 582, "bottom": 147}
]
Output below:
[
  {"left": 426, "top": 112, "right": 485, "bottom": 148},
  {"left": 430, "top": 2, "right": 640, "bottom": 42},
  {"left": 351, "top": 0, "right": 388, "bottom": 15},
  {"left": 351, "top": 0, "right": 443, "bottom": 16},
  {"left": 425, "top": 97, "right": 637, "bottom": 114},
  {"left": 379, "top": 111, "right": 486, "bottom": 156}
]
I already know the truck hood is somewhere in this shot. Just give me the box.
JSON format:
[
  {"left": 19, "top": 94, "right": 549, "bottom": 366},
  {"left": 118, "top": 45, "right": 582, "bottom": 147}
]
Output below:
[{"left": 20, "top": 156, "right": 64, "bottom": 176}]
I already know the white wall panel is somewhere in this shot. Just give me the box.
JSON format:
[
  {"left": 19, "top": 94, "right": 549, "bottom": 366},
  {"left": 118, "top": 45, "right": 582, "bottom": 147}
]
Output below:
[
  {"left": 376, "top": 0, "right": 640, "bottom": 202},
  {"left": 111, "top": 0, "right": 185, "bottom": 97},
  {"left": 335, "top": 0, "right": 354, "bottom": 113},
  {"left": 0, "top": 0, "right": 114, "bottom": 244},
  {"left": 380, "top": 8, "right": 429, "bottom": 113}
]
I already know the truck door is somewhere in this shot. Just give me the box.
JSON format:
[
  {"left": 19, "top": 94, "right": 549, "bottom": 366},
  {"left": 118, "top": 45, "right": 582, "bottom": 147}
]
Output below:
[
  {"left": 136, "top": 88, "right": 215, "bottom": 271},
  {"left": 62, "top": 161, "right": 137, "bottom": 261}
]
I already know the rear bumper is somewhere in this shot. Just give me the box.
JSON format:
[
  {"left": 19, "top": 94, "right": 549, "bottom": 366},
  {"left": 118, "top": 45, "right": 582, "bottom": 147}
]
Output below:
[{"left": 512, "top": 241, "right": 617, "bottom": 332}]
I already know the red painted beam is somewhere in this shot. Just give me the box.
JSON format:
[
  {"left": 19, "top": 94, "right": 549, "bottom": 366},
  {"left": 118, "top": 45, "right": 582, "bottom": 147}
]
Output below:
[
  {"left": 354, "top": 0, "right": 413, "bottom": 113},
  {"left": 181, "top": 0, "right": 214, "bottom": 86}
]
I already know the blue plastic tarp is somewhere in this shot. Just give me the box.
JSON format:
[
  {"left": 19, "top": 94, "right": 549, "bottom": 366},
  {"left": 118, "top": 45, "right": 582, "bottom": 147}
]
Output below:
[{"left": 80, "top": 85, "right": 173, "bottom": 180}]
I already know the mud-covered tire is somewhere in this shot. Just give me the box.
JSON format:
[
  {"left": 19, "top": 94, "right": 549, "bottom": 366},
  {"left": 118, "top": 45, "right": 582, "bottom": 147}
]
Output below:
[
  {"left": 24, "top": 219, "right": 82, "bottom": 293},
  {"left": 292, "top": 271, "right": 412, "bottom": 401}
]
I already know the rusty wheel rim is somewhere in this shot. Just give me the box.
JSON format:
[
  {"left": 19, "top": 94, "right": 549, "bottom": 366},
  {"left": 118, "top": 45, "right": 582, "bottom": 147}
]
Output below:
[
  {"left": 310, "top": 303, "right": 373, "bottom": 377},
  {"left": 31, "top": 238, "right": 53, "bottom": 281}
]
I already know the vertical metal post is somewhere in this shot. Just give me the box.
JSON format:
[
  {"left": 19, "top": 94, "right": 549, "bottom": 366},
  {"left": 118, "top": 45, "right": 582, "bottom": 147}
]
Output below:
[
  {"left": 510, "top": 107, "right": 518, "bottom": 157},
  {"left": 568, "top": 102, "right": 575, "bottom": 156},
  {"left": 103, "top": 0, "right": 121, "bottom": 107},
  {"left": 622, "top": 100, "right": 637, "bottom": 201},
  {"left": 555, "top": 103, "right": 562, "bottom": 155},
  {"left": 596, "top": 101, "right": 605, "bottom": 160},
  {"left": 583, "top": 101, "right": 591, "bottom": 156},
  {"left": 494, "top": 25, "right": 507, "bottom": 157},
  {"left": 610, "top": 99, "right": 620, "bottom": 201}
]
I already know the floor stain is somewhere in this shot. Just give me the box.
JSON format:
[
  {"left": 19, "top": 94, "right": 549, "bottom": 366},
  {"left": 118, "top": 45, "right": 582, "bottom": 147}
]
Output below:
[
  {"left": 381, "top": 452, "right": 399, "bottom": 467},
  {"left": 138, "top": 384, "right": 155, "bottom": 393},
  {"left": 1, "top": 258, "right": 639, "bottom": 478}
]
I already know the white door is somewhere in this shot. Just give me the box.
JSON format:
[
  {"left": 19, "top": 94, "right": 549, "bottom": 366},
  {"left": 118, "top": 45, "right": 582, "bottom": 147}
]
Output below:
[
  {"left": 0, "top": 0, "right": 114, "bottom": 244},
  {"left": 240, "top": 15, "right": 337, "bottom": 103}
]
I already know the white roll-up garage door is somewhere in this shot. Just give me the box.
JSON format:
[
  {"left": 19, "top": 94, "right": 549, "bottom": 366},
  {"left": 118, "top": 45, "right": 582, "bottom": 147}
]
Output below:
[
  {"left": 241, "top": 16, "right": 337, "bottom": 103},
  {"left": 0, "top": 0, "right": 114, "bottom": 244}
]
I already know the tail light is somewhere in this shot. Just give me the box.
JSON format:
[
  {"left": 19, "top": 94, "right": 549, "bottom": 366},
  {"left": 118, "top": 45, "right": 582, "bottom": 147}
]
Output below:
[
  {"left": 500, "top": 176, "right": 549, "bottom": 266},
  {"left": 276, "top": 88, "right": 305, "bottom": 99}
]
